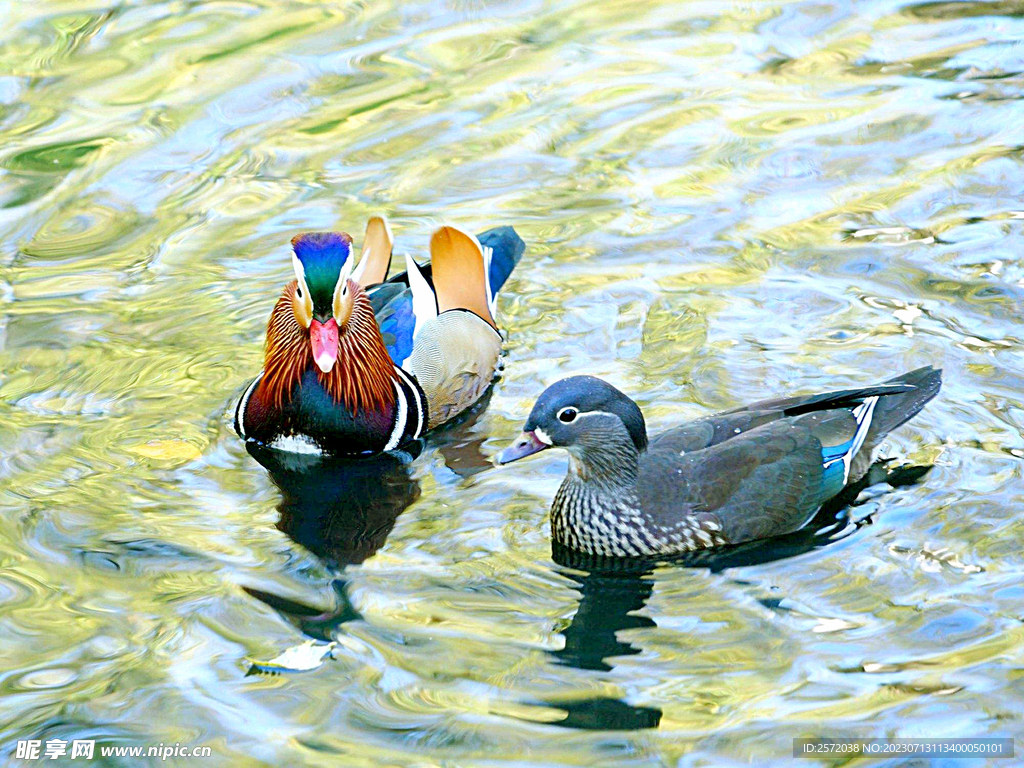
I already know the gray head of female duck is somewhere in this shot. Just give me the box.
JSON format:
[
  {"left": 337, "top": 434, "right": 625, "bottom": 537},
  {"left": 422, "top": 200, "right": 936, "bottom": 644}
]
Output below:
[{"left": 495, "top": 376, "right": 648, "bottom": 484}]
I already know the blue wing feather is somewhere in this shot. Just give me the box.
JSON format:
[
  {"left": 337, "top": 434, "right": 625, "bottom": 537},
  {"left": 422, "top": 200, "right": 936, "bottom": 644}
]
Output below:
[
  {"left": 478, "top": 226, "right": 525, "bottom": 302},
  {"left": 820, "top": 439, "right": 853, "bottom": 497},
  {"left": 373, "top": 287, "right": 417, "bottom": 366},
  {"left": 817, "top": 395, "right": 879, "bottom": 497}
]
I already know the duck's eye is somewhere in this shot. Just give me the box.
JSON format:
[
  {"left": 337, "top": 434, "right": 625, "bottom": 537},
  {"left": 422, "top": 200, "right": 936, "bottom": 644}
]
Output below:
[
  {"left": 557, "top": 407, "right": 578, "bottom": 423},
  {"left": 296, "top": 286, "right": 303, "bottom": 299}
]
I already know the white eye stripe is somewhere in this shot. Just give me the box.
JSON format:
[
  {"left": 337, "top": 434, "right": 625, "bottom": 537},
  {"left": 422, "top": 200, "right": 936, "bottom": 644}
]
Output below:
[
  {"left": 291, "top": 254, "right": 312, "bottom": 303},
  {"left": 333, "top": 257, "right": 354, "bottom": 307},
  {"left": 571, "top": 410, "right": 618, "bottom": 420},
  {"left": 552, "top": 407, "right": 618, "bottom": 427}
]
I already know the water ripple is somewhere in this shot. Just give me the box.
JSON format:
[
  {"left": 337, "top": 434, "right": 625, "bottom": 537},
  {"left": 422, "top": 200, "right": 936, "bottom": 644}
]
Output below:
[{"left": 0, "top": 0, "right": 1022, "bottom": 762}]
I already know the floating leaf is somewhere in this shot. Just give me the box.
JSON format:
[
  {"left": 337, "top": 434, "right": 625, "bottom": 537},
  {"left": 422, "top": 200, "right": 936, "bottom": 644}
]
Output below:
[{"left": 247, "top": 640, "right": 335, "bottom": 675}]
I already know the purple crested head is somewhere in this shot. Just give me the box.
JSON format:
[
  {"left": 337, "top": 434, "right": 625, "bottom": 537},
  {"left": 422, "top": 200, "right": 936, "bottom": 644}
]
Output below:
[{"left": 290, "top": 231, "right": 353, "bottom": 312}]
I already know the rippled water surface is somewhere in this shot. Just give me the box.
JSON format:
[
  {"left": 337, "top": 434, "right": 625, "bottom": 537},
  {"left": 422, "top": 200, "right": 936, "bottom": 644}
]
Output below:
[{"left": 1, "top": 0, "right": 1023, "bottom": 764}]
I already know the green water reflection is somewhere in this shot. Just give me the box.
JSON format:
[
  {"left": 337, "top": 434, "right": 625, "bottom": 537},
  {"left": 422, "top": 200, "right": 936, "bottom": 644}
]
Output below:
[{"left": 1, "top": 0, "right": 1022, "bottom": 764}]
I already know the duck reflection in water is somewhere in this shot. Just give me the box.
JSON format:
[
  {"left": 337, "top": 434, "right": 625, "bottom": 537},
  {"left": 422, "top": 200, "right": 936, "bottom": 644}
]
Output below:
[
  {"left": 539, "top": 461, "right": 930, "bottom": 731},
  {"left": 243, "top": 443, "right": 422, "bottom": 643},
  {"left": 243, "top": 395, "right": 495, "bottom": 649}
]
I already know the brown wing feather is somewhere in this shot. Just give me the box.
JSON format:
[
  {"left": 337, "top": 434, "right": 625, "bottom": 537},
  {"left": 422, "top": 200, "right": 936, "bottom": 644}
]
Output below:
[{"left": 429, "top": 226, "right": 496, "bottom": 329}]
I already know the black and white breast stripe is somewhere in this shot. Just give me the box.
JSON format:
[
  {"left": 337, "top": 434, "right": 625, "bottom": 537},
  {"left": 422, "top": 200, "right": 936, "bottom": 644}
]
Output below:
[
  {"left": 385, "top": 366, "right": 428, "bottom": 450},
  {"left": 234, "top": 373, "right": 261, "bottom": 438}
]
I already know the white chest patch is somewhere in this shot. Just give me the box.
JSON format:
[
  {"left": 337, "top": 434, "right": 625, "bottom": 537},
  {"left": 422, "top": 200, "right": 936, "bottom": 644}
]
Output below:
[{"left": 269, "top": 433, "right": 324, "bottom": 456}]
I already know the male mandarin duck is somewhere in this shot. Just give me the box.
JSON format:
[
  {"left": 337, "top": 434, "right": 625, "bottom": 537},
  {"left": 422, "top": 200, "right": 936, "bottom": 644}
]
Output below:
[
  {"left": 235, "top": 216, "right": 525, "bottom": 455},
  {"left": 497, "top": 367, "right": 941, "bottom": 558}
]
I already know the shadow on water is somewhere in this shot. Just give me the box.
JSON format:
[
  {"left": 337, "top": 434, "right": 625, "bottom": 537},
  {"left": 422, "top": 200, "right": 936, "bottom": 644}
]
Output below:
[
  {"left": 542, "top": 562, "right": 663, "bottom": 730},
  {"left": 241, "top": 391, "right": 497, "bottom": 643},
  {"left": 532, "top": 460, "right": 932, "bottom": 731},
  {"left": 243, "top": 442, "right": 422, "bottom": 641}
]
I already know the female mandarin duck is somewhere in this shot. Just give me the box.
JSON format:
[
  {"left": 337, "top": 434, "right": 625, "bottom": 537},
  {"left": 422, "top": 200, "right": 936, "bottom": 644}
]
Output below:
[
  {"left": 497, "top": 367, "right": 940, "bottom": 558},
  {"left": 235, "top": 217, "right": 524, "bottom": 455}
]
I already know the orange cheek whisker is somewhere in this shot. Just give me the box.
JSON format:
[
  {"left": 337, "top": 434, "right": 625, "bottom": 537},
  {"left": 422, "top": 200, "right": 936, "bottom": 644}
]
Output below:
[{"left": 256, "top": 280, "right": 397, "bottom": 416}]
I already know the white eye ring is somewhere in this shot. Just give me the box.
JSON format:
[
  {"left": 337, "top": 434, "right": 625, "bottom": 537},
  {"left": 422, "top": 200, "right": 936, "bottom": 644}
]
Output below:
[{"left": 557, "top": 407, "right": 578, "bottom": 424}]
